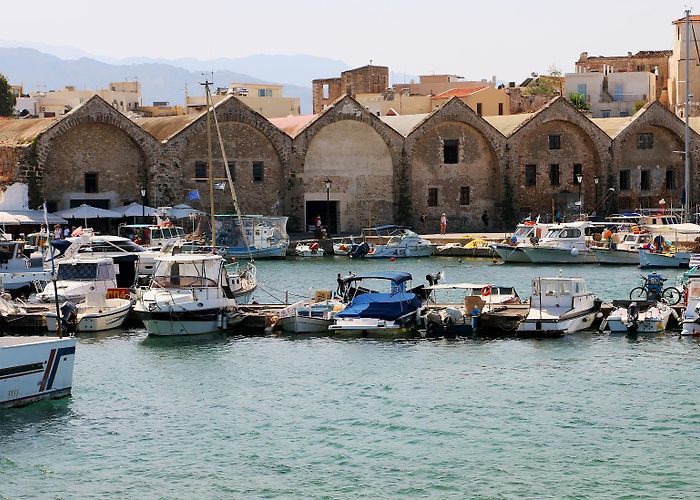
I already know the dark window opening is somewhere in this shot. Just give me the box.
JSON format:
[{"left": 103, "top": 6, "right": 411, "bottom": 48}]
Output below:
[
  {"left": 460, "top": 186, "right": 470, "bottom": 206},
  {"left": 227, "top": 161, "right": 236, "bottom": 182},
  {"left": 476, "top": 103, "right": 483, "bottom": 116},
  {"left": 525, "top": 164, "right": 537, "bottom": 186},
  {"left": 637, "top": 133, "right": 654, "bottom": 149},
  {"left": 428, "top": 188, "right": 438, "bottom": 207},
  {"left": 46, "top": 201, "right": 58, "bottom": 213},
  {"left": 498, "top": 102, "right": 504, "bottom": 116},
  {"left": 640, "top": 170, "right": 651, "bottom": 191},
  {"left": 443, "top": 139, "right": 459, "bottom": 164},
  {"left": 194, "top": 161, "right": 207, "bottom": 182},
  {"left": 84, "top": 172, "right": 98, "bottom": 193},
  {"left": 549, "top": 164, "right": 560, "bottom": 186},
  {"left": 252, "top": 162, "right": 264, "bottom": 182},
  {"left": 620, "top": 169, "right": 631, "bottom": 191},
  {"left": 666, "top": 168, "right": 676, "bottom": 190},
  {"left": 549, "top": 134, "right": 561, "bottom": 150}
]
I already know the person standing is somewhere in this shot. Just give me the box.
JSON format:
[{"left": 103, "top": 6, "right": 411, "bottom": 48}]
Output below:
[
  {"left": 53, "top": 224, "right": 62, "bottom": 240},
  {"left": 439, "top": 212, "right": 447, "bottom": 235},
  {"left": 63, "top": 226, "right": 70, "bottom": 239},
  {"left": 481, "top": 210, "right": 489, "bottom": 227}
]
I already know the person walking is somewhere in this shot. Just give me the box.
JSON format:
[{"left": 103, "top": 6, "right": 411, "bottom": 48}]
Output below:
[
  {"left": 439, "top": 212, "right": 447, "bottom": 235},
  {"left": 53, "top": 224, "right": 62, "bottom": 240},
  {"left": 481, "top": 210, "right": 489, "bottom": 227}
]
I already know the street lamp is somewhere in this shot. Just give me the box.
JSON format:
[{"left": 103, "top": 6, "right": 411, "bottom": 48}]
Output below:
[
  {"left": 593, "top": 176, "right": 599, "bottom": 211},
  {"left": 576, "top": 174, "right": 583, "bottom": 216},
  {"left": 140, "top": 187, "right": 146, "bottom": 219},
  {"left": 324, "top": 178, "right": 332, "bottom": 238}
]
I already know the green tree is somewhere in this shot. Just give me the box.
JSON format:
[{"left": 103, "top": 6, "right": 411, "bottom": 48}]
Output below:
[
  {"left": 633, "top": 100, "right": 647, "bottom": 114},
  {"left": 568, "top": 92, "right": 591, "bottom": 112},
  {"left": 0, "top": 74, "right": 16, "bottom": 116}
]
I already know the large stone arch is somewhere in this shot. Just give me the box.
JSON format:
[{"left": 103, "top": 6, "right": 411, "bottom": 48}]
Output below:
[
  {"left": 163, "top": 96, "right": 292, "bottom": 214},
  {"left": 404, "top": 97, "right": 507, "bottom": 230},
  {"left": 611, "top": 101, "right": 700, "bottom": 211},
  {"left": 289, "top": 95, "right": 405, "bottom": 232},
  {"left": 507, "top": 97, "right": 612, "bottom": 218},
  {"left": 32, "top": 95, "right": 159, "bottom": 210}
]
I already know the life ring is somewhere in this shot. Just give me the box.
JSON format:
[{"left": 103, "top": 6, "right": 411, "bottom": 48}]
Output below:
[
  {"left": 310, "top": 242, "right": 320, "bottom": 252},
  {"left": 482, "top": 286, "right": 492, "bottom": 296}
]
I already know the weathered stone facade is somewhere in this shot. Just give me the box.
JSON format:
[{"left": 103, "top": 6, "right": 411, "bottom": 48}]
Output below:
[
  {"left": 312, "top": 65, "right": 389, "bottom": 113},
  {"left": 0, "top": 94, "right": 698, "bottom": 232}
]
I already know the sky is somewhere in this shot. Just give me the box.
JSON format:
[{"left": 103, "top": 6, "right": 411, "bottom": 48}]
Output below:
[{"left": 1, "top": 0, "right": 694, "bottom": 82}]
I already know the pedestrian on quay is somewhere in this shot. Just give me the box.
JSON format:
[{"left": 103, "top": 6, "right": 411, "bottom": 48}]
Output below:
[
  {"left": 439, "top": 212, "right": 447, "bottom": 235},
  {"left": 481, "top": 210, "right": 489, "bottom": 227},
  {"left": 63, "top": 225, "right": 70, "bottom": 238},
  {"left": 53, "top": 224, "right": 62, "bottom": 240}
]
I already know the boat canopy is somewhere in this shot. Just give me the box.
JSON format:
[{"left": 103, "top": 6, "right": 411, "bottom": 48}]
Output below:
[
  {"left": 335, "top": 292, "right": 422, "bottom": 321},
  {"left": 347, "top": 271, "right": 413, "bottom": 284}
]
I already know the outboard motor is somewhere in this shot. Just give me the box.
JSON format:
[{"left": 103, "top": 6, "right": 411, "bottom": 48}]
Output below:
[
  {"left": 626, "top": 301, "right": 640, "bottom": 333},
  {"left": 426, "top": 271, "right": 442, "bottom": 286},
  {"left": 350, "top": 241, "right": 370, "bottom": 259},
  {"left": 59, "top": 301, "right": 78, "bottom": 333}
]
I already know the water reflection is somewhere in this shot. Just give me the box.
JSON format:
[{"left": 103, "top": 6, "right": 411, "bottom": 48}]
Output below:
[{"left": 0, "top": 397, "right": 75, "bottom": 438}]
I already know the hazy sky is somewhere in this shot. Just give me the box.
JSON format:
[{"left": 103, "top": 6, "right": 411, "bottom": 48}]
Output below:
[{"left": 1, "top": 0, "right": 693, "bottom": 81}]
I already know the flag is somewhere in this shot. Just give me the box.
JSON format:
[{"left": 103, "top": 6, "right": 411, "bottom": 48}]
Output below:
[
  {"left": 187, "top": 189, "right": 200, "bottom": 201},
  {"left": 214, "top": 182, "right": 226, "bottom": 190}
]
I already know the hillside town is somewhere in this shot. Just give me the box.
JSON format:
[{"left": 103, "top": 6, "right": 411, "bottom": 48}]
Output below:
[{"left": 0, "top": 14, "right": 699, "bottom": 234}]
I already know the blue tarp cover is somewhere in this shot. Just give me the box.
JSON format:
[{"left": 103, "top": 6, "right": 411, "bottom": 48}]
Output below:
[{"left": 335, "top": 292, "right": 422, "bottom": 321}]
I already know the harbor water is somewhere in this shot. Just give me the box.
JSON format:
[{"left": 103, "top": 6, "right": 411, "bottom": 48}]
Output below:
[{"left": 2, "top": 257, "right": 700, "bottom": 498}]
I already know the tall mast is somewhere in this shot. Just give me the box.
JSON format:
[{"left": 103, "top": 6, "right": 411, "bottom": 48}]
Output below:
[
  {"left": 202, "top": 79, "right": 216, "bottom": 252},
  {"left": 685, "top": 9, "right": 692, "bottom": 220}
]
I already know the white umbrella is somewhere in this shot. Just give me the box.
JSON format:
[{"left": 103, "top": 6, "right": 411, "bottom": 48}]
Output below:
[
  {"left": 54, "top": 204, "right": 123, "bottom": 228},
  {"left": 168, "top": 204, "right": 204, "bottom": 219},
  {"left": 113, "top": 202, "right": 157, "bottom": 218}
]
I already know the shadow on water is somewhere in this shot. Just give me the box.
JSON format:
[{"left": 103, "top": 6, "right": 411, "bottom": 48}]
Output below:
[
  {"left": 0, "top": 397, "right": 75, "bottom": 437},
  {"left": 139, "top": 331, "right": 228, "bottom": 350}
]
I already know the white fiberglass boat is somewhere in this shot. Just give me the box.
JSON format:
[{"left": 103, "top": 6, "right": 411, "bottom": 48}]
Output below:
[
  {"left": 295, "top": 242, "right": 325, "bottom": 257},
  {"left": 517, "top": 277, "right": 600, "bottom": 337},
  {"left": 0, "top": 335, "right": 77, "bottom": 408},
  {"left": 681, "top": 276, "right": 700, "bottom": 336},
  {"left": 491, "top": 220, "right": 551, "bottom": 263},
  {"left": 520, "top": 222, "right": 596, "bottom": 264},
  {"left": 602, "top": 300, "right": 676, "bottom": 334},
  {"left": 45, "top": 291, "right": 132, "bottom": 333},
  {"left": 639, "top": 248, "right": 691, "bottom": 268},
  {"left": 0, "top": 240, "right": 50, "bottom": 294},
  {"left": 134, "top": 254, "right": 242, "bottom": 336},
  {"left": 348, "top": 226, "right": 433, "bottom": 258},
  {"left": 591, "top": 232, "right": 653, "bottom": 265},
  {"left": 276, "top": 299, "right": 345, "bottom": 333}
]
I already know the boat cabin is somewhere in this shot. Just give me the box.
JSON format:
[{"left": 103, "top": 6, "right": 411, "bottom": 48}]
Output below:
[
  {"left": 151, "top": 255, "right": 225, "bottom": 289},
  {"left": 118, "top": 223, "right": 185, "bottom": 247},
  {"left": 531, "top": 277, "right": 589, "bottom": 309},
  {"left": 56, "top": 258, "right": 116, "bottom": 282}
]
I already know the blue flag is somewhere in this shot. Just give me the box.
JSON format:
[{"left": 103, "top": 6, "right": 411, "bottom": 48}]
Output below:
[{"left": 187, "top": 189, "right": 200, "bottom": 201}]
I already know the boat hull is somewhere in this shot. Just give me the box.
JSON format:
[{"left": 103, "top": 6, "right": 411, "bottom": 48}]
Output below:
[
  {"left": 0, "top": 336, "right": 77, "bottom": 409},
  {"left": 639, "top": 249, "right": 690, "bottom": 268},
  {"left": 491, "top": 244, "right": 531, "bottom": 263},
  {"left": 521, "top": 246, "right": 596, "bottom": 264},
  {"left": 226, "top": 245, "right": 288, "bottom": 259},
  {"left": 329, "top": 315, "right": 418, "bottom": 337},
  {"left": 134, "top": 308, "right": 236, "bottom": 336},
  {"left": 592, "top": 248, "right": 640, "bottom": 265},
  {"left": 278, "top": 314, "right": 332, "bottom": 334},
  {"left": 46, "top": 300, "right": 132, "bottom": 333},
  {"left": 517, "top": 308, "right": 598, "bottom": 336}
]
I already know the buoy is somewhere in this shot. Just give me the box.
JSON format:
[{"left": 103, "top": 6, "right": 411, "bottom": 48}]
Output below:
[
  {"left": 390, "top": 256, "right": 397, "bottom": 262},
  {"left": 570, "top": 247, "right": 579, "bottom": 257}
]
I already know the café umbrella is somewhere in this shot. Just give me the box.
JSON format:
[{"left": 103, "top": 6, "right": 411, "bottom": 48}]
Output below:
[
  {"left": 113, "top": 202, "right": 157, "bottom": 219},
  {"left": 53, "top": 204, "right": 123, "bottom": 228}
]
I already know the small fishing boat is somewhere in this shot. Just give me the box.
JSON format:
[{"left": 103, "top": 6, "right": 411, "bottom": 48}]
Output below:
[
  {"left": 216, "top": 215, "right": 289, "bottom": 259},
  {"left": 639, "top": 248, "right": 691, "bottom": 268},
  {"left": 0, "top": 240, "right": 50, "bottom": 296},
  {"left": 601, "top": 300, "right": 676, "bottom": 335},
  {"left": 0, "top": 335, "right": 77, "bottom": 408},
  {"left": 134, "top": 254, "right": 242, "bottom": 336},
  {"left": 517, "top": 277, "right": 600, "bottom": 337},
  {"left": 332, "top": 237, "right": 355, "bottom": 256},
  {"left": 294, "top": 242, "right": 325, "bottom": 257},
  {"left": 491, "top": 219, "right": 551, "bottom": 263},
  {"left": 591, "top": 232, "right": 653, "bottom": 265},
  {"left": 519, "top": 221, "right": 596, "bottom": 264},
  {"left": 45, "top": 293, "right": 132, "bottom": 333},
  {"left": 348, "top": 226, "right": 433, "bottom": 258},
  {"left": 276, "top": 298, "right": 345, "bottom": 333},
  {"left": 434, "top": 237, "right": 493, "bottom": 257},
  {"left": 329, "top": 271, "right": 423, "bottom": 336}
]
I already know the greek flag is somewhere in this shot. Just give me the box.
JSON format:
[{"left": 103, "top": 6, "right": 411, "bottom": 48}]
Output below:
[
  {"left": 214, "top": 182, "right": 226, "bottom": 190},
  {"left": 186, "top": 189, "right": 200, "bottom": 201}
]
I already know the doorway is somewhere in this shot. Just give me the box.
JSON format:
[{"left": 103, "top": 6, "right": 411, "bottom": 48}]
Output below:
[{"left": 306, "top": 200, "right": 338, "bottom": 234}]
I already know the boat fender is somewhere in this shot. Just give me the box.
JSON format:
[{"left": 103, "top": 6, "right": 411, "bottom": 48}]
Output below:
[
  {"left": 684, "top": 287, "right": 689, "bottom": 305},
  {"left": 595, "top": 311, "right": 603, "bottom": 319},
  {"left": 482, "top": 286, "right": 491, "bottom": 296},
  {"left": 570, "top": 247, "right": 579, "bottom": 257},
  {"left": 310, "top": 242, "right": 320, "bottom": 252},
  {"left": 217, "top": 312, "right": 224, "bottom": 329}
]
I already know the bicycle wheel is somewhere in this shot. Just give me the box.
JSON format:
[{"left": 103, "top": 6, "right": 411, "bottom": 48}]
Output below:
[
  {"left": 661, "top": 287, "right": 681, "bottom": 305},
  {"left": 629, "top": 287, "right": 649, "bottom": 300}
]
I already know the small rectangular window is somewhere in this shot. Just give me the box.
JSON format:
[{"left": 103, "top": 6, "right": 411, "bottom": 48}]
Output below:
[
  {"left": 46, "top": 201, "right": 58, "bottom": 213},
  {"left": 84, "top": 172, "right": 98, "bottom": 193},
  {"left": 637, "top": 133, "right": 654, "bottom": 149},
  {"left": 443, "top": 139, "right": 459, "bottom": 164},
  {"left": 252, "top": 161, "right": 264, "bottom": 182},
  {"left": 459, "top": 186, "right": 470, "bottom": 206},
  {"left": 322, "top": 84, "right": 329, "bottom": 99},
  {"left": 641, "top": 169, "right": 651, "bottom": 190},
  {"left": 227, "top": 161, "right": 236, "bottom": 182},
  {"left": 620, "top": 169, "right": 631, "bottom": 191},
  {"left": 573, "top": 164, "right": 583, "bottom": 184},
  {"left": 601, "top": 110, "right": 611, "bottom": 118},
  {"left": 427, "top": 188, "right": 438, "bottom": 207},
  {"left": 498, "top": 102, "right": 504, "bottom": 116},
  {"left": 525, "top": 164, "right": 537, "bottom": 186},
  {"left": 549, "top": 164, "right": 560, "bottom": 186},
  {"left": 666, "top": 167, "right": 675, "bottom": 190},
  {"left": 194, "top": 161, "right": 207, "bottom": 182},
  {"left": 476, "top": 103, "right": 483, "bottom": 116},
  {"left": 548, "top": 134, "right": 561, "bottom": 150}
]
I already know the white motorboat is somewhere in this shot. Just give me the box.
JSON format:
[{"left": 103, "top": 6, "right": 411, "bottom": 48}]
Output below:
[
  {"left": 681, "top": 276, "right": 700, "bottom": 336},
  {"left": 348, "top": 226, "right": 433, "bottom": 258},
  {"left": 0, "top": 335, "right": 77, "bottom": 408},
  {"left": 36, "top": 255, "right": 137, "bottom": 304},
  {"left": 639, "top": 248, "right": 691, "bottom": 268},
  {"left": 602, "top": 300, "right": 676, "bottom": 334},
  {"left": 491, "top": 220, "right": 551, "bottom": 263},
  {"left": 117, "top": 222, "right": 186, "bottom": 249},
  {"left": 591, "top": 232, "right": 653, "bottom": 265},
  {"left": 45, "top": 289, "right": 132, "bottom": 333},
  {"left": 217, "top": 215, "right": 290, "bottom": 259},
  {"left": 520, "top": 222, "right": 596, "bottom": 264},
  {"left": 518, "top": 277, "right": 600, "bottom": 337},
  {"left": 0, "top": 240, "right": 50, "bottom": 294},
  {"left": 333, "top": 237, "right": 355, "bottom": 256},
  {"left": 295, "top": 242, "right": 325, "bottom": 257},
  {"left": 134, "top": 254, "right": 242, "bottom": 336},
  {"left": 276, "top": 298, "right": 345, "bottom": 333}
]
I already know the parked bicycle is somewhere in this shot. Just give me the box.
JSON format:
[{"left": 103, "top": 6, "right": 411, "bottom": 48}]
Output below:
[{"left": 629, "top": 272, "right": 681, "bottom": 305}]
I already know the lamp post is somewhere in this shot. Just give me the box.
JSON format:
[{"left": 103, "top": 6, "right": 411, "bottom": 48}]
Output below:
[
  {"left": 576, "top": 174, "right": 583, "bottom": 216},
  {"left": 324, "top": 178, "right": 332, "bottom": 238},
  {"left": 140, "top": 187, "right": 146, "bottom": 219},
  {"left": 593, "top": 176, "right": 599, "bottom": 212}
]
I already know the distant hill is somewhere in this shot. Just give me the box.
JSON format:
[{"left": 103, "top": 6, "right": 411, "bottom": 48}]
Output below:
[{"left": 0, "top": 47, "right": 350, "bottom": 114}]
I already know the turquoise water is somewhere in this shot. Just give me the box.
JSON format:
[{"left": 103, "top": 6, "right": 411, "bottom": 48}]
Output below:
[{"left": 2, "top": 258, "right": 700, "bottom": 498}]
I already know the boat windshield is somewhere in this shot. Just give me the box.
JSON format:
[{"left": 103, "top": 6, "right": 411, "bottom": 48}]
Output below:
[
  {"left": 77, "top": 238, "right": 145, "bottom": 253},
  {"left": 513, "top": 227, "right": 533, "bottom": 238},
  {"left": 544, "top": 229, "right": 562, "bottom": 238},
  {"left": 152, "top": 260, "right": 220, "bottom": 288},
  {"left": 57, "top": 262, "right": 114, "bottom": 281},
  {"left": 151, "top": 227, "right": 185, "bottom": 240}
]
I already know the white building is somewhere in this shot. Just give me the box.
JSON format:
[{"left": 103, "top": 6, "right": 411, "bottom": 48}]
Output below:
[{"left": 565, "top": 72, "right": 656, "bottom": 118}]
